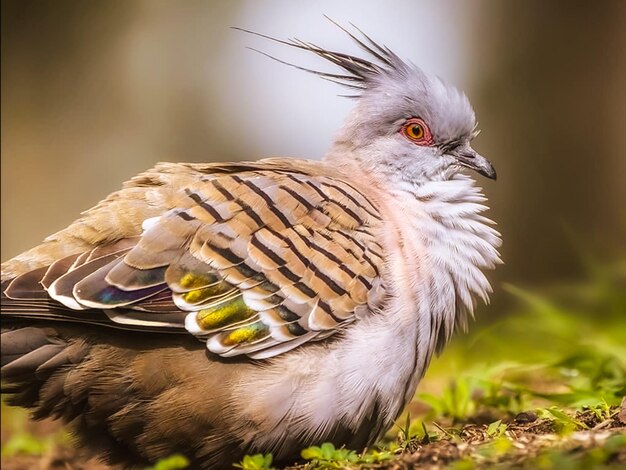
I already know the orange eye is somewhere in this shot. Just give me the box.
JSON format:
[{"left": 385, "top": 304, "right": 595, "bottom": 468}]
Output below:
[
  {"left": 406, "top": 124, "right": 424, "bottom": 140},
  {"left": 401, "top": 118, "right": 433, "bottom": 145}
]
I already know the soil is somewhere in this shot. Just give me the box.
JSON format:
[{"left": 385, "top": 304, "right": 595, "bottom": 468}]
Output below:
[
  {"left": 1, "top": 408, "right": 625, "bottom": 469},
  {"left": 380, "top": 411, "right": 626, "bottom": 469}
]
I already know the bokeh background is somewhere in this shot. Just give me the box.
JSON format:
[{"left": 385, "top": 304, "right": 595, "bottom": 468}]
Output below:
[
  {"left": 2, "top": 0, "right": 626, "bottom": 311},
  {"left": 2, "top": 2, "right": 626, "bottom": 467}
]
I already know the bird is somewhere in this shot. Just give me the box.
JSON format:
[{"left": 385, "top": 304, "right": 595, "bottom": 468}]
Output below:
[{"left": 1, "top": 21, "right": 501, "bottom": 469}]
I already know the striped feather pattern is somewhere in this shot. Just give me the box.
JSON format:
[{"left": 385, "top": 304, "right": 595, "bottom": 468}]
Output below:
[{"left": 2, "top": 165, "right": 385, "bottom": 359}]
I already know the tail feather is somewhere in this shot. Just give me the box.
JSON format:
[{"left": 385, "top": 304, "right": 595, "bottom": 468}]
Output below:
[
  {"left": 1, "top": 326, "right": 54, "bottom": 367},
  {"left": 2, "top": 342, "right": 66, "bottom": 379},
  {"left": 1, "top": 326, "right": 89, "bottom": 417}
]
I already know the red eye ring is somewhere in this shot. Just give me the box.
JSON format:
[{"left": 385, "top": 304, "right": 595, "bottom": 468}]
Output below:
[{"left": 401, "top": 118, "right": 434, "bottom": 146}]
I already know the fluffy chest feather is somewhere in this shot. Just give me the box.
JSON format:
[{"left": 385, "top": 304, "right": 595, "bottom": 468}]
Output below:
[
  {"left": 235, "top": 175, "right": 500, "bottom": 454},
  {"left": 376, "top": 175, "right": 501, "bottom": 400}
]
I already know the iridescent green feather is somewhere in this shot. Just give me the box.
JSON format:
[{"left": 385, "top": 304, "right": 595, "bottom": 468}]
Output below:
[
  {"left": 181, "top": 281, "right": 233, "bottom": 304},
  {"left": 221, "top": 321, "right": 270, "bottom": 346},
  {"left": 196, "top": 296, "right": 257, "bottom": 331}
]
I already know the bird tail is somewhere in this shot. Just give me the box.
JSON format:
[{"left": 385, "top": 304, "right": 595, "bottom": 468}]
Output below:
[
  {"left": 0, "top": 325, "right": 90, "bottom": 420},
  {"left": 0, "top": 324, "right": 157, "bottom": 467}
]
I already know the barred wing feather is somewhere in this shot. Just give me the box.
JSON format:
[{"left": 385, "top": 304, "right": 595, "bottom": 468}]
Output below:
[{"left": 2, "top": 165, "right": 386, "bottom": 360}]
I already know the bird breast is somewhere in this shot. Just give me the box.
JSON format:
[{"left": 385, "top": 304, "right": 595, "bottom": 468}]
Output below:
[{"left": 231, "top": 175, "right": 500, "bottom": 456}]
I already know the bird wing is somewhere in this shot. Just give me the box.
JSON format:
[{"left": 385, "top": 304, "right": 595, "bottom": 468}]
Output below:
[{"left": 2, "top": 161, "right": 386, "bottom": 359}]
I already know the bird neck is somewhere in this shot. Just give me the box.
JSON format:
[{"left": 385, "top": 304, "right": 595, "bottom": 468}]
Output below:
[{"left": 323, "top": 145, "right": 454, "bottom": 188}]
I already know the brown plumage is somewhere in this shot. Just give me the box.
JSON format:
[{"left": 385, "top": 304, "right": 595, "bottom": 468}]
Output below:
[
  {"left": 1, "top": 22, "right": 501, "bottom": 469},
  {"left": 2, "top": 325, "right": 268, "bottom": 467},
  {"left": 1, "top": 160, "right": 387, "bottom": 468}
]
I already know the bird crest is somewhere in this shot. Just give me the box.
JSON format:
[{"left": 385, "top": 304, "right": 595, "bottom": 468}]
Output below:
[{"left": 233, "top": 17, "right": 418, "bottom": 95}]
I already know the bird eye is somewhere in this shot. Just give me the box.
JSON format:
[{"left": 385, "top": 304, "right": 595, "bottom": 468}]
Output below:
[
  {"left": 407, "top": 124, "right": 424, "bottom": 139},
  {"left": 401, "top": 118, "right": 433, "bottom": 145}
]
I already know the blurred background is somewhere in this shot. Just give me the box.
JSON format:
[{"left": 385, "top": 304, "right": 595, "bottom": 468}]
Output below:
[
  {"left": 2, "top": 0, "right": 626, "bottom": 312},
  {"left": 2, "top": 2, "right": 626, "bottom": 467}
]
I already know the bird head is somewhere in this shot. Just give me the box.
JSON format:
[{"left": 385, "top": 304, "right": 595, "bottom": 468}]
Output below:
[
  {"left": 333, "top": 62, "right": 496, "bottom": 184},
  {"left": 238, "top": 20, "right": 496, "bottom": 184}
]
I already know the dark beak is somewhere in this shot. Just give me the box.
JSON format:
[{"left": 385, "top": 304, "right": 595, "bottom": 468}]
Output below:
[{"left": 453, "top": 147, "right": 497, "bottom": 180}]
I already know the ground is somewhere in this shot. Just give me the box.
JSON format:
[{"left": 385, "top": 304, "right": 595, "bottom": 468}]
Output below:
[
  {"left": 1, "top": 403, "right": 625, "bottom": 469},
  {"left": 2, "top": 258, "right": 625, "bottom": 469}
]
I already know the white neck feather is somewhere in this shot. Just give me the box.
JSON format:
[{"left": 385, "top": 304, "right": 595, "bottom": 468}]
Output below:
[{"left": 373, "top": 173, "right": 501, "bottom": 404}]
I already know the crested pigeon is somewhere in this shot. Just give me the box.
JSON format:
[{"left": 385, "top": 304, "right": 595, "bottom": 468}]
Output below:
[{"left": 0, "top": 23, "right": 501, "bottom": 469}]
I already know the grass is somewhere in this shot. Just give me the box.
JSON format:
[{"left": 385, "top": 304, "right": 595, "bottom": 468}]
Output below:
[
  {"left": 283, "top": 254, "right": 626, "bottom": 468},
  {"left": 2, "top": 254, "right": 625, "bottom": 469}
]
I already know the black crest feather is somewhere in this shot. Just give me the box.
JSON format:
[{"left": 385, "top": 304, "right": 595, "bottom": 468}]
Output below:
[{"left": 232, "top": 16, "right": 405, "bottom": 92}]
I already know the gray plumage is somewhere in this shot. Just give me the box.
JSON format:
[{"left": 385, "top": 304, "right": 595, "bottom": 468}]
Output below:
[{"left": 1, "top": 21, "right": 501, "bottom": 469}]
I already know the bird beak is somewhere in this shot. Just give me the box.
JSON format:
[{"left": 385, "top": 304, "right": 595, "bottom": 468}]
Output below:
[{"left": 452, "top": 146, "right": 497, "bottom": 180}]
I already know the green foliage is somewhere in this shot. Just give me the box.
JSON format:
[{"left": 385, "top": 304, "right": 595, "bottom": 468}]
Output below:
[
  {"left": 448, "top": 458, "right": 476, "bottom": 470},
  {"left": 475, "top": 436, "right": 513, "bottom": 459},
  {"left": 537, "top": 406, "right": 587, "bottom": 435},
  {"left": 301, "top": 443, "right": 358, "bottom": 468},
  {"left": 418, "top": 369, "right": 531, "bottom": 422},
  {"left": 394, "top": 414, "right": 439, "bottom": 453},
  {"left": 0, "top": 401, "right": 67, "bottom": 458},
  {"left": 528, "top": 433, "right": 626, "bottom": 470},
  {"left": 398, "top": 256, "right": 626, "bottom": 467},
  {"left": 146, "top": 454, "right": 190, "bottom": 470},
  {"left": 300, "top": 443, "right": 392, "bottom": 468},
  {"left": 358, "top": 449, "right": 394, "bottom": 463},
  {"left": 586, "top": 399, "right": 612, "bottom": 421},
  {"left": 485, "top": 419, "right": 507, "bottom": 438},
  {"left": 419, "top": 377, "right": 477, "bottom": 421},
  {"left": 418, "top": 260, "right": 626, "bottom": 424},
  {"left": 233, "top": 453, "right": 274, "bottom": 470},
  {"left": 1, "top": 432, "right": 51, "bottom": 457},
  {"left": 397, "top": 412, "right": 413, "bottom": 444}
]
